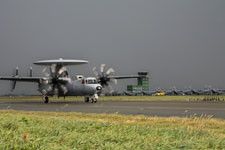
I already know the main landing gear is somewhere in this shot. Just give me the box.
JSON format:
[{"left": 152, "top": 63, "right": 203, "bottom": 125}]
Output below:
[
  {"left": 43, "top": 96, "right": 49, "bottom": 103},
  {"left": 84, "top": 94, "right": 98, "bottom": 103}
]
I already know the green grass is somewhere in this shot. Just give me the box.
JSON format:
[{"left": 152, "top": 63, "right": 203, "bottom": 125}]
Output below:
[
  {"left": 0, "top": 95, "right": 225, "bottom": 102},
  {"left": 0, "top": 110, "right": 225, "bottom": 150}
]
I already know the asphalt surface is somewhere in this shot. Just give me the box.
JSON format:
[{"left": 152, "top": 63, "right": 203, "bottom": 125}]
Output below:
[{"left": 0, "top": 100, "right": 225, "bottom": 119}]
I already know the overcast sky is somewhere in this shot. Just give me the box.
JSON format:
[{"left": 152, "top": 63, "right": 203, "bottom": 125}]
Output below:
[{"left": 0, "top": 0, "right": 225, "bottom": 94}]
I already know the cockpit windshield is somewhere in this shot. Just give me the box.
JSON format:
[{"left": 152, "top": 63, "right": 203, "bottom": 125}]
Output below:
[{"left": 87, "top": 79, "right": 97, "bottom": 84}]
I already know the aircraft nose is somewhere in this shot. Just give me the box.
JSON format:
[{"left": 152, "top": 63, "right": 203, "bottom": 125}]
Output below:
[{"left": 96, "top": 85, "right": 102, "bottom": 91}]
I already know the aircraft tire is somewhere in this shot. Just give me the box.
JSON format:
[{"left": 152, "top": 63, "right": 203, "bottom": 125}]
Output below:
[
  {"left": 44, "top": 97, "right": 49, "bottom": 103},
  {"left": 85, "top": 96, "right": 90, "bottom": 103},
  {"left": 91, "top": 99, "right": 97, "bottom": 103}
]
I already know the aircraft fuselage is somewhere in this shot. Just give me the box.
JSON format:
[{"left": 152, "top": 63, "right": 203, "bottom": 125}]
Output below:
[{"left": 38, "top": 79, "right": 102, "bottom": 97}]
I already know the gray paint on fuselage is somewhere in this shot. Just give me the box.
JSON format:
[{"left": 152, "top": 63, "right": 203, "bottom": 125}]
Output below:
[{"left": 39, "top": 80, "right": 101, "bottom": 97}]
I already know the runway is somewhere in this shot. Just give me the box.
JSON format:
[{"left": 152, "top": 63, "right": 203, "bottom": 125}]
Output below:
[{"left": 0, "top": 100, "right": 225, "bottom": 119}]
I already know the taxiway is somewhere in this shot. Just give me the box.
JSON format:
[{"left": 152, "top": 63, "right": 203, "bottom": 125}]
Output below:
[{"left": 0, "top": 100, "right": 225, "bottom": 119}]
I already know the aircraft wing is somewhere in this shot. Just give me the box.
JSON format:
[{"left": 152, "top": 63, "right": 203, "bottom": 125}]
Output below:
[
  {"left": 107, "top": 75, "right": 147, "bottom": 79},
  {"left": 0, "top": 76, "right": 43, "bottom": 82},
  {"left": 95, "top": 74, "right": 148, "bottom": 87}
]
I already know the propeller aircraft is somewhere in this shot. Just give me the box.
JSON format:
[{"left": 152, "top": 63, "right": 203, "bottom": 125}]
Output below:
[{"left": 0, "top": 58, "right": 146, "bottom": 103}]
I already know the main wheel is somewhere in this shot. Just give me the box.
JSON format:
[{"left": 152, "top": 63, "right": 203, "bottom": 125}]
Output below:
[
  {"left": 84, "top": 96, "right": 90, "bottom": 103},
  {"left": 44, "top": 97, "right": 49, "bottom": 103}
]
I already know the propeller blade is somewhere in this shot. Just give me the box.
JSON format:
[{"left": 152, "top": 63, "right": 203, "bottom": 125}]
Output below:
[
  {"left": 108, "top": 84, "right": 114, "bottom": 94},
  {"left": 51, "top": 64, "right": 56, "bottom": 73},
  {"left": 92, "top": 67, "right": 99, "bottom": 76},
  {"left": 47, "top": 85, "right": 53, "bottom": 92},
  {"left": 106, "top": 68, "right": 115, "bottom": 75},
  {"left": 42, "top": 68, "right": 50, "bottom": 77},
  {"left": 42, "top": 89, "right": 48, "bottom": 95},
  {"left": 100, "top": 64, "right": 105, "bottom": 73},
  {"left": 30, "top": 67, "right": 33, "bottom": 77},
  {"left": 58, "top": 67, "right": 67, "bottom": 75},
  {"left": 54, "top": 87, "right": 59, "bottom": 97},
  {"left": 41, "top": 84, "right": 52, "bottom": 95},
  {"left": 15, "top": 67, "right": 19, "bottom": 76},
  {"left": 60, "top": 85, "right": 68, "bottom": 95},
  {"left": 93, "top": 64, "right": 117, "bottom": 92},
  {"left": 50, "top": 64, "right": 57, "bottom": 78},
  {"left": 112, "top": 79, "right": 118, "bottom": 85}
]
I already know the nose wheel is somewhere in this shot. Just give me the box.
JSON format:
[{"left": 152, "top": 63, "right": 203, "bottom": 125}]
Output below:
[
  {"left": 91, "top": 98, "right": 97, "bottom": 103},
  {"left": 84, "top": 95, "right": 98, "bottom": 103}
]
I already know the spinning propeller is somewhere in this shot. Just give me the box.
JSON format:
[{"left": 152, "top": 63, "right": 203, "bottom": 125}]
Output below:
[
  {"left": 93, "top": 64, "right": 117, "bottom": 93},
  {"left": 42, "top": 65, "right": 69, "bottom": 97}
]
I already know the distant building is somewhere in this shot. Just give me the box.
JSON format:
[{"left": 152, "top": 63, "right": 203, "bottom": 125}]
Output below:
[{"left": 127, "top": 72, "right": 149, "bottom": 92}]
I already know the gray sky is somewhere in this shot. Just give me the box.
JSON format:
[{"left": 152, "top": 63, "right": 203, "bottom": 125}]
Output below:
[{"left": 0, "top": 0, "right": 225, "bottom": 94}]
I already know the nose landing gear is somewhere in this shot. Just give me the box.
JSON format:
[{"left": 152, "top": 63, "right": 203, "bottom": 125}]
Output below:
[
  {"left": 84, "top": 94, "right": 98, "bottom": 103},
  {"left": 91, "top": 98, "right": 97, "bottom": 103}
]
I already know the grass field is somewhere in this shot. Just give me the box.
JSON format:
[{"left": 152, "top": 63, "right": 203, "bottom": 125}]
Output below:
[
  {"left": 0, "top": 95, "right": 225, "bottom": 102},
  {"left": 0, "top": 110, "right": 225, "bottom": 150}
]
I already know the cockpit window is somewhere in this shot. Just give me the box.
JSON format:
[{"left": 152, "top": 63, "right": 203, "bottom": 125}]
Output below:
[{"left": 87, "top": 79, "right": 97, "bottom": 84}]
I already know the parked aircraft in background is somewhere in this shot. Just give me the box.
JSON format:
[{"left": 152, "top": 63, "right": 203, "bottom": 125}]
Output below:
[
  {"left": 201, "top": 88, "right": 225, "bottom": 95},
  {"left": 142, "top": 90, "right": 158, "bottom": 96},
  {"left": 110, "top": 87, "right": 225, "bottom": 97},
  {"left": 124, "top": 90, "right": 143, "bottom": 96},
  {"left": 155, "top": 91, "right": 165, "bottom": 96}
]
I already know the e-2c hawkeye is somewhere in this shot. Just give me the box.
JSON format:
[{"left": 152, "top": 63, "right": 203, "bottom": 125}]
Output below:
[{"left": 0, "top": 58, "right": 146, "bottom": 103}]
